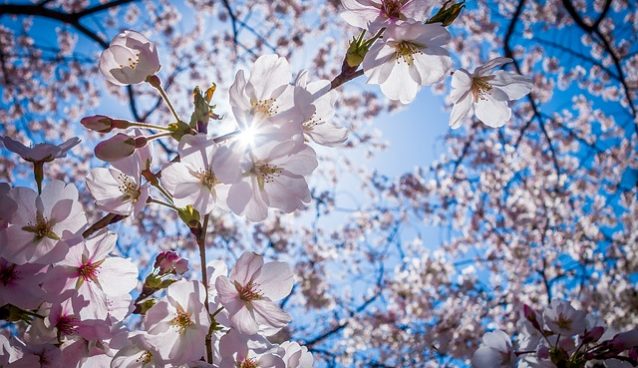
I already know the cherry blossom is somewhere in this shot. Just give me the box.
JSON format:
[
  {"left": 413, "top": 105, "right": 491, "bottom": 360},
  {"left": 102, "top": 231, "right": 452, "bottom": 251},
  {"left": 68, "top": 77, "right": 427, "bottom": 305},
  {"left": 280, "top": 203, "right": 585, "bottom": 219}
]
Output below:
[
  {"left": 215, "top": 252, "right": 293, "bottom": 335},
  {"left": 227, "top": 138, "right": 318, "bottom": 221},
  {"left": 362, "top": 22, "right": 451, "bottom": 103},
  {"left": 449, "top": 57, "right": 533, "bottom": 128},
  {"left": 340, "top": 0, "right": 435, "bottom": 32},
  {"left": 471, "top": 330, "right": 515, "bottom": 368},
  {"left": 160, "top": 134, "right": 241, "bottom": 215},
  {"left": 111, "top": 333, "right": 164, "bottom": 368},
  {"left": 295, "top": 72, "right": 348, "bottom": 146},
  {"left": 218, "top": 329, "right": 285, "bottom": 368},
  {"left": 279, "top": 341, "right": 314, "bottom": 368},
  {"left": 143, "top": 280, "right": 210, "bottom": 364},
  {"left": 229, "top": 54, "right": 303, "bottom": 146},
  {"left": 42, "top": 232, "right": 138, "bottom": 319},
  {"left": 86, "top": 142, "right": 151, "bottom": 217},
  {"left": 543, "top": 300, "right": 587, "bottom": 336},
  {"left": 0, "top": 258, "right": 45, "bottom": 310},
  {"left": 0, "top": 136, "right": 80, "bottom": 164},
  {"left": 0, "top": 181, "right": 86, "bottom": 265},
  {"left": 99, "top": 30, "right": 161, "bottom": 86}
]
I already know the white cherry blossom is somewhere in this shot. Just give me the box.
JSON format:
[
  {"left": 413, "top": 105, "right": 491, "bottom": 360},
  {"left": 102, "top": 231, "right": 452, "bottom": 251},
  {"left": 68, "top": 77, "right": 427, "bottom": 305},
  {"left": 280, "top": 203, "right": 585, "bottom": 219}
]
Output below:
[
  {"left": 362, "top": 22, "right": 451, "bottom": 104},
  {"left": 99, "top": 30, "right": 160, "bottom": 86},
  {"left": 471, "top": 330, "right": 515, "bottom": 368},
  {"left": 543, "top": 300, "right": 587, "bottom": 337},
  {"left": 160, "top": 134, "right": 241, "bottom": 215},
  {"left": 226, "top": 138, "right": 317, "bottom": 222},
  {"left": 295, "top": 71, "right": 348, "bottom": 146},
  {"left": 0, "top": 136, "right": 80, "bottom": 164},
  {"left": 449, "top": 57, "right": 533, "bottom": 128},
  {"left": 86, "top": 142, "right": 152, "bottom": 218},
  {"left": 0, "top": 181, "right": 87, "bottom": 265},
  {"left": 143, "top": 280, "right": 210, "bottom": 365},
  {"left": 229, "top": 54, "right": 304, "bottom": 146}
]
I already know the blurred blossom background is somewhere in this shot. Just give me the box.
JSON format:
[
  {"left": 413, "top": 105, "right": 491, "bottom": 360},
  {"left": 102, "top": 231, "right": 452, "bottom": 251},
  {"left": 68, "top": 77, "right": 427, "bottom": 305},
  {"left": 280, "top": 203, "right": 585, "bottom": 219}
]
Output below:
[{"left": 0, "top": 0, "right": 637, "bottom": 366}]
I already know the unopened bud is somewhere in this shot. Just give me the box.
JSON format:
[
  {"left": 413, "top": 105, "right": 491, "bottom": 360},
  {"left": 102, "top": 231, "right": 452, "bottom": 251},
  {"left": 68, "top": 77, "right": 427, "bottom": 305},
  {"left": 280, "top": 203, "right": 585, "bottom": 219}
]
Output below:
[
  {"left": 145, "top": 74, "right": 161, "bottom": 88},
  {"left": 582, "top": 326, "right": 605, "bottom": 344},
  {"left": 523, "top": 304, "right": 542, "bottom": 331},
  {"left": 154, "top": 250, "right": 189, "bottom": 275},
  {"left": 345, "top": 31, "right": 369, "bottom": 68},
  {"left": 95, "top": 133, "right": 136, "bottom": 162},
  {"left": 612, "top": 328, "right": 638, "bottom": 351},
  {"left": 178, "top": 205, "right": 201, "bottom": 231},
  {"left": 426, "top": 1, "right": 465, "bottom": 26}
]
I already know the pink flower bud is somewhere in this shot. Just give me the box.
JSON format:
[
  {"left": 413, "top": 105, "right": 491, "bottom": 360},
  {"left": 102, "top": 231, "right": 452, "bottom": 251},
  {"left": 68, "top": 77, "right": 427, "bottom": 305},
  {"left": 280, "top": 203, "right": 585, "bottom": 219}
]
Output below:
[
  {"left": 523, "top": 304, "right": 541, "bottom": 331},
  {"left": 95, "top": 133, "right": 136, "bottom": 162},
  {"left": 582, "top": 326, "right": 605, "bottom": 343},
  {"left": 537, "top": 344, "right": 549, "bottom": 359},
  {"left": 81, "top": 115, "right": 114, "bottom": 133},
  {"left": 154, "top": 251, "right": 188, "bottom": 275},
  {"left": 612, "top": 328, "right": 638, "bottom": 350}
]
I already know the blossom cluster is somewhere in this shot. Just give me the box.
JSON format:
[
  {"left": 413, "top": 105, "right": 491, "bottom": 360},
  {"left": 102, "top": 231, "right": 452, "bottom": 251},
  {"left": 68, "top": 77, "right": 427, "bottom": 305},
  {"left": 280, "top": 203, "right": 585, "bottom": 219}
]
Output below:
[
  {"left": 0, "top": 1, "right": 538, "bottom": 366},
  {"left": 472, "top": 301, "right": 638, "bottom": 368}
]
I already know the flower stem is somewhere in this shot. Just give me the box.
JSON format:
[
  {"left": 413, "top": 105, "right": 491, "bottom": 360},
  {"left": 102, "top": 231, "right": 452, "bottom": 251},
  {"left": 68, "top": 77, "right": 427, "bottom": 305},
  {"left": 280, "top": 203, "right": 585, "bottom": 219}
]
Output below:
[
  {"left": 147, "top": 75, "right": 182, "bottom": 123},
  {"left": 147, "top": 197, "right": 178, "bottom": 210},
  {"left": 197, "top": 214, "right": 213, "bottom": 364},
  {"left": 128, "top": 122, "right": 173, "bottom": 131}
]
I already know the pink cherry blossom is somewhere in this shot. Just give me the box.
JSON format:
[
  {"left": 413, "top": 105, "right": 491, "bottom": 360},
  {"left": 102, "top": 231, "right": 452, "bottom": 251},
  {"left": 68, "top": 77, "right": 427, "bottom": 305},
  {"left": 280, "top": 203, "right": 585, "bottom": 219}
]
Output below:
[
  {"left": 42, "top": 232, "right": 138, "bottom": 320},
  {"left": 155, "top": 251, "right": 189, "bottom": 276},
  {"left": 0, "top": 181, "right": 87, "bottom": 265},
  {"left": 99, "top": 30, "right": 160, "bottom": 86},
  {"left": 0, "top": 258, "right": 45, "bottom": 310},
  {"left": 215, "top": 252, "right": 293, "bottom": 335},
  {"left": 111, "top": 333, "right": 164, "bottom": 368},
  {"left": 143, "top": 280, "right": 210, "bottom": 364},
  {"left": 340, "top": 0, "right": 435, "bottom": 32}
]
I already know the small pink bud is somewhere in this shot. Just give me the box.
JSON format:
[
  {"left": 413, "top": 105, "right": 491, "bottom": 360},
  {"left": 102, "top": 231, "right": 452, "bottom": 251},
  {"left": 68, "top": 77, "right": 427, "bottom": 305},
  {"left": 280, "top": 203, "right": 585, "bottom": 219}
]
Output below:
[
  {"left": 95, "top": 133, "right": 136, "bottom": 162},
  {"left": 81, "top": 115, "right": 113, "bottom": 133},
  {"left": 523, "top": 304, "right": 542, "bottom": 331},
  {"left": 612, "top": 328, "right": 638, "bottom": 350},
  {"left": 134, "top": 136, "right": 148, "bottom": 148},
  {"left": 582, "top": 326, "right": 605, "bottom": 343},
  {"left": 537, "top": 345, "right": 549, "bottom": 359},
  {"left": 154, "top": 251, "right": 188, "bottom": 275}
]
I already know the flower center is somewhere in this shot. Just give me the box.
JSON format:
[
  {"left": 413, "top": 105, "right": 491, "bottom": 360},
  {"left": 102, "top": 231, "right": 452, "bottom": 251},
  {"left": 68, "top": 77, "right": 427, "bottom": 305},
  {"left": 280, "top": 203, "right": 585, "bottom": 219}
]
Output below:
[
  {"left": 56, "top": 315, "right": 79, "bottom": 336},
  {"left": 193, "top": 169, "right": 218, "bottom": 190},
  {"left": 136, "top": 351, "right": 154, "bottom": 364},
  {"left": 78, "top": 259, "right": 102, "bottom": 284},
  {"left": 238, "top": 358, "right": 259, "bottom": 368},
  {"left": 22, "top": 213, "right": 59, "bottom": 241},
  {"left": 170, "top": 305, "right": 194, "bottom": 335},
  {"left": 234, "top": 281, "right": 263, "bottom": 302},
  {"left": 395, "top": 41, "right": 423, "bottom": 65},
  {"left": 117, "top": 173, "right": 141, "bottom": 202},
  {"left": 251, "top": 98, "right": 278, "bottom": 118},
  {"left": 0, "top": 264, "right": 17, "bottom": 285},
  {"left": 251, "top": 163, "right": 283, "bottom": 191},
  {"left": 303, "top": 114, "right": 323, "bottom": 131},
  {"left": 381, "top": 0, "right": 404, "bottom": 19},
  {"left": 471, "top": 76, "right": 494, "bottom": 101},
  {"left": 119, "top": 54, "right": 140, "bottom": 70},
  {"left": 556, "top": 315, "right": 572, "bottom": 331}
]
